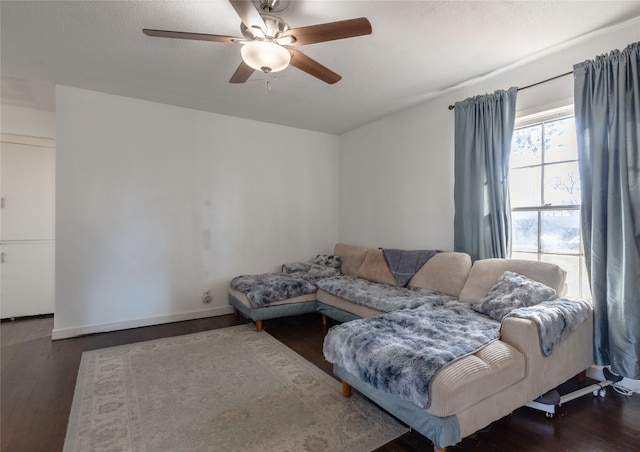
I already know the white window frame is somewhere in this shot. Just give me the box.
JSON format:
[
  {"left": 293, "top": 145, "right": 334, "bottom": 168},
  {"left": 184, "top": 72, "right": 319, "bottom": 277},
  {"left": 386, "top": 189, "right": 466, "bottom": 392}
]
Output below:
[{"left": 510, "top": 105, "right": 589, "bottom": 298}]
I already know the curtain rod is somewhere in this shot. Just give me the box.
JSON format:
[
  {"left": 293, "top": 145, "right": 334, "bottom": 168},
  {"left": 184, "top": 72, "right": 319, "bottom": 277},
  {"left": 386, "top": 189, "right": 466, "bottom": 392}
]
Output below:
[{"left": 447, "top": 70, "right": 574, "bottom": 110}]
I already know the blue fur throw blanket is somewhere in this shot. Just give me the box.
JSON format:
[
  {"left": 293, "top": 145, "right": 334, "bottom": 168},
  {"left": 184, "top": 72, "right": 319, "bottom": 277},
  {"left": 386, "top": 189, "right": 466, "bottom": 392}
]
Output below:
[
  {"left": 230, "top": 273, "right": 318, "bottom": 308},
  {"left": 316, "top": 275, "right": 457, "bottom": 312},
  {"left": 324, "top": 297, "right": 592, "bottom": 408},
  {"left": 282, "top": 254, "right": 342, "bottom": 275},
  {"left": 231, "top": 256, "right": 342, "bottom": 308},
  {"left": 505, "top": 298, "right": 592, "bottom": 356},
  {"left": 323, "top": 300, "right": 501, "bottom": 408},
  {"left": 280, "top": 264, "right": 341, "bottom": 282}
]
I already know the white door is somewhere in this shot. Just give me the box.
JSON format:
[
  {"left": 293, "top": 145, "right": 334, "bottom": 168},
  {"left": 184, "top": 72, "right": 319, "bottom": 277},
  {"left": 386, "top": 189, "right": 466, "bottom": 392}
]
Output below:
[
  {"left": 0, "top": 242, "right": 55, "bottom": 318},
  {"left": 0, "top": 139, "right": 55, "bottom": 318},
  {"left": 1, "top": 142, "right": 55, "bottom": 241}
]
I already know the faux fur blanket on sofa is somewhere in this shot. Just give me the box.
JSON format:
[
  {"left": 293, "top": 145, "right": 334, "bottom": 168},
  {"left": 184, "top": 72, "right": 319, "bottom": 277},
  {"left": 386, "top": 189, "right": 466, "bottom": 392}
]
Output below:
[
  {"left": 230, "top": 266, "right": 339, "bottom": 308},
  {"left": 230, "top": 273, "right": 317, "bottom": 308},
  {"left": 323, "top": 296, "right": 592, "bottom": 408},
  {"left": 323, "top": 298, "right": 500, "bottom": 408},
  {"left": 506, "top": 298, "right": 592, "bottom": 356},
  {"left": 316, "top": 275, "right": 457, "bottom": 312}
]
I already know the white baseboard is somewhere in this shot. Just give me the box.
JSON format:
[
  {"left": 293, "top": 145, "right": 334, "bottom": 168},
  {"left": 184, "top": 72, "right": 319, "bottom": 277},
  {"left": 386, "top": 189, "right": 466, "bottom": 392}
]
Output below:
[
  {"left": 586, "top": 365, "right": 640, "bottom": 394},
  {"left": 51, "top": 305, "right": 235, "bottom": 340}
]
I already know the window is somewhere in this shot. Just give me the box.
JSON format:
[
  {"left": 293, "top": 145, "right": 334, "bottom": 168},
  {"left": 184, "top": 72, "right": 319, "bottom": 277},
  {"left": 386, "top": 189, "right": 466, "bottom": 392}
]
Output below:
[{"left": 509, "top": 107, "right": 590, "bottom": 298}]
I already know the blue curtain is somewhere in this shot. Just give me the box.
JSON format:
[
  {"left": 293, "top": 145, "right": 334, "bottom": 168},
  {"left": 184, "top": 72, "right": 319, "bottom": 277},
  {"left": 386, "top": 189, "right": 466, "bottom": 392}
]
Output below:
[
  {"left": 574, "top": 41, "right": 640, "bottom": 379},
  {"left": 454, "top": 87, "right": 518, "bottom": 261}
]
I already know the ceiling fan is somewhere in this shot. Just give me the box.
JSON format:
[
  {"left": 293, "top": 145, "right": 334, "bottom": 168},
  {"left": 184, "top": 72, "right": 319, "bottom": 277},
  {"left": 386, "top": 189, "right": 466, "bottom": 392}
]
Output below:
[{"left": 143, "top": 0, "right": 372, "bottom": 85}]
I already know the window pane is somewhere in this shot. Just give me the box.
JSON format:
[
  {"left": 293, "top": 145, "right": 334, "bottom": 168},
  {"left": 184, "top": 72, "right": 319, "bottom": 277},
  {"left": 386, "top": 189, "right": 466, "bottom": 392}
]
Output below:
[
  {"left": 512, "top": 211, "right": 538, "bottom": 252},
  {"left": 511, "top": 251, "right": 538, "bottom": 261},
  {"left": 542, "top": 254, "right": 580, "bottom": 297},
  {"left": 511, "top": 125, "right": 542, "bottom": 168},
  {"left": 545, "top": 117, "right": 577, "bottom": 163},
  {"left": 510, "top": 167, "right": 541, "bottom": 207},
  {"left": 541, "top": 210, "right": 580, "bottom": 254},
  {"left": 544, "top": 161, "right": 581, "bottom": 206},
  {"left": 513, "top": 251, "right": 590, "bottom": 298}
]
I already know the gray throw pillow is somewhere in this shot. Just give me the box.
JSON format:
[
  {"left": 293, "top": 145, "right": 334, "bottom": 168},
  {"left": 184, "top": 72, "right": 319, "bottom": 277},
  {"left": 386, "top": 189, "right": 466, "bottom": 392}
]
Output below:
[
  {"left": 472, "top": 271, "right": 556, "bottom": 321},
  {"left": 314, "top": 254, "right": 343, "bottom": 269}
]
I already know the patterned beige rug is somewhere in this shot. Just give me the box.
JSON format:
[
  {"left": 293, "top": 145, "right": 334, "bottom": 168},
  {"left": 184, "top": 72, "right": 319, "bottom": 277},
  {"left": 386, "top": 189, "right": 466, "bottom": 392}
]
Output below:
[{"left": 64, "top": 324, "right": 408, "bottom": 451}]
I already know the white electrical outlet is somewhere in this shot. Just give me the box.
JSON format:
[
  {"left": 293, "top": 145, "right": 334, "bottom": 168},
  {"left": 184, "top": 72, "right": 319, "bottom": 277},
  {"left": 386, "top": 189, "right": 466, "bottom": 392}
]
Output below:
[{"left": 202, "top": 290, "right": 212, "bottom": 303}]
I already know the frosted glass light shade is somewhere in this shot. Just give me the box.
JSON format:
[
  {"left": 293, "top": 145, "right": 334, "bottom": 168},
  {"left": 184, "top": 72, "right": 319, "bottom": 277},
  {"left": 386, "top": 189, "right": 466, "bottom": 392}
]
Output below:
[{"left": 241, "top": 41, "right": 291, "bottom": 73}]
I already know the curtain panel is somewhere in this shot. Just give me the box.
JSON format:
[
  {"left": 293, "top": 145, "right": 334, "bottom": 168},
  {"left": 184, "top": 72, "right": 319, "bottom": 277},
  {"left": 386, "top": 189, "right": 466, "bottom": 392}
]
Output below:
[
  {"left": 453, "top": 87, "right": 518, "bottom": 261},
  {"left": 574, "top": 41, "right": 640, "bottom": 379}
]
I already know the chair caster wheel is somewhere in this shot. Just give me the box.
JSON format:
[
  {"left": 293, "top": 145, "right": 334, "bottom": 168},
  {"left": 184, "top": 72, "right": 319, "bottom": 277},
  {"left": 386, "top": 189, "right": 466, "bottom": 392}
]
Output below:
[
  {"left": 546, "top": 412, "right": 554, "bottom": 419},
  {"left": 599, "top": 389, "right": 606, "bottom": 397}
]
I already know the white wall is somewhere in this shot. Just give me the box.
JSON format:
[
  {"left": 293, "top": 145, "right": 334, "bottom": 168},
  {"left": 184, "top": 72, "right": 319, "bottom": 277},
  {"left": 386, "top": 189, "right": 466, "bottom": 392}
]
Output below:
[
  {"left": 338, "top": 18, "right": 640, "bottom": 250},
  {"left": 0, "top": 104, "right": 55, "bottom": 138},
  {"left": 338, "top": 93, "right": 454, "bottom": 249},
  {"left": 54, "top": 86, "right": 339, "bottom": 339}
]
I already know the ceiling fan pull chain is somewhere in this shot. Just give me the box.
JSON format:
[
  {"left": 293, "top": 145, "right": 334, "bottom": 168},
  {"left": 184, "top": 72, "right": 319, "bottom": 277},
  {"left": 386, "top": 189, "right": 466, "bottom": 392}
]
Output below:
[{"left": 265, "top": 72, "right": 272, "bottom": 94}]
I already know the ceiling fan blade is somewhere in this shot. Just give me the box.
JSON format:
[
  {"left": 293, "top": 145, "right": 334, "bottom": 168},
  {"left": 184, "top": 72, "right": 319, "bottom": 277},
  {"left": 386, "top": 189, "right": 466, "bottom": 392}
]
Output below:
[
  {"left": 288, "top": 49, "right": 341, "bottom": 84},
  {"left": 143, "top": 29, "right": 239, "bottom": 43},
  {"left": 283, "top": 17, "right": 372, "bottom": 46},
  {"left": 229, "top": 0, "right": 266, "bottom": 32},
  {"left": 229, "top": 61, "right": 255, "bottom": 83}
]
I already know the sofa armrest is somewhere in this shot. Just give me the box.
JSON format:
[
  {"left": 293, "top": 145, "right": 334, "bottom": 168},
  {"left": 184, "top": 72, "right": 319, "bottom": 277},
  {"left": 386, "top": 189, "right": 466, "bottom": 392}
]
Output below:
[
  {"left": 499, "top": 312, "right": 593, "bottom": 398},
  {"left": 500, "top": 317, "right": 542, "bottom": 368}
]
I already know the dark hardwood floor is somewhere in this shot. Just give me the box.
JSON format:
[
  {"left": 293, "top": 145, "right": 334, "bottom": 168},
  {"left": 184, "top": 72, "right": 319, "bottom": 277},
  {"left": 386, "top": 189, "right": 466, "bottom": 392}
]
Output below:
[{"left": 2, "top": 313, "right": 639, "bottom": 451}]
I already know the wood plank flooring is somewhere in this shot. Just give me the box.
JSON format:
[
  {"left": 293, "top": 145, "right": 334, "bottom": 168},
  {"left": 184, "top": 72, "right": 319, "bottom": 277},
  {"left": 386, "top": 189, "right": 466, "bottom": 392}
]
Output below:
[{"left": 2, "top": 313, "right": 639, "bottom": 451}]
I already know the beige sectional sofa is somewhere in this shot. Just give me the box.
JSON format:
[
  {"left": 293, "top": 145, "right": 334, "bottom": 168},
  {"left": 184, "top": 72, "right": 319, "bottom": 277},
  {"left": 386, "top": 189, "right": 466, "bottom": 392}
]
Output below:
[
  {"left": 317, "top": 243, "right": 473, "bottom": 319},
  {"left": 228, "top": 243, "right": 593, "bottom": 450}
]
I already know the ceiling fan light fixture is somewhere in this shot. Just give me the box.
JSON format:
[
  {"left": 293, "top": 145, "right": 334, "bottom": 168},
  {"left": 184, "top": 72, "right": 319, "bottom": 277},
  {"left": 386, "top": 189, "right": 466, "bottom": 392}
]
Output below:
[{"left": 241, "top": 41, "right": 291, "bottom": 73}]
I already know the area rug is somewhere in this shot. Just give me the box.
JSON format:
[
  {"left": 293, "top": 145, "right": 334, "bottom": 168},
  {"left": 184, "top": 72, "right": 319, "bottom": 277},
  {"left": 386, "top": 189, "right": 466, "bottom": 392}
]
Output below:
[{"left": 64, "top": 324, "right": 408, "bottom": 451}]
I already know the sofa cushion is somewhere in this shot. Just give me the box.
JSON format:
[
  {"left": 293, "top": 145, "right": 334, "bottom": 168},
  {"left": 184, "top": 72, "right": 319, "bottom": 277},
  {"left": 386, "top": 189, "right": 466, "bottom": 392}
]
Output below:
[
  {"left": 471, "top": 271, "right": 556, "bottom": 321},
  {"left": 334, "top": 243, "right": 370, "bottom": 276},
  {"left": 229, "top": 287, "right": 316, "bottom": 308},
  {"left": 316, "top": 275, "right": 453, "bottom": 312},
  {"left": 427, "top": 340, "right": 525, "bottom": 417},
  {"left": 458, "top": 259, "right": 566, "bottom": 303},
  {"left": 229, "top": 274, "right": 318, "bottom": 308},
  {"left": 316, "top": 290, "right": 383, "bottom": 319},
  {"left": 408, "top": 252, "right": 472, "bottom": 297},
  {"left": 356, "top": 249, "right": 397, "bottom": 286}
]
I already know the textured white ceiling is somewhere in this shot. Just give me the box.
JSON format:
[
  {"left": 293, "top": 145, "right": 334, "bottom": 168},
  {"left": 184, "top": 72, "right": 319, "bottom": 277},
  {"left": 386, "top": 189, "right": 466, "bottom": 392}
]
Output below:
[{"left": 2, "top": 1, "right": 640, "bottom": 134}]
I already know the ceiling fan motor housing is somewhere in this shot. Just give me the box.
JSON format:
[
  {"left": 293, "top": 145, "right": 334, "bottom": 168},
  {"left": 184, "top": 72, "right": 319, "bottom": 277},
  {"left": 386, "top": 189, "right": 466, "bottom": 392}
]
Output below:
[
  {"left": 241, "top": 13, "right": 290, "bottom": 41},
  {"left": 256, "top": 0, "right": 280, "bottom": 12}
]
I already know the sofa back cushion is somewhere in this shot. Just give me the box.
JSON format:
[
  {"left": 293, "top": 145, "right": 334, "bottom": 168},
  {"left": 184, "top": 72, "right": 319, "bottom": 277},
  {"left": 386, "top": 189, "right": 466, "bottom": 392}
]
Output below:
[
  {"left": 458, "top": 258, "right": 567, "bottom": 303},
  {"left": 333, "top": 243, "right": 370, "bottom": 276},
  {"left": 355, "top": 249, "right": 396, "bottom": 286},
  {"left": 408, "top": 252, "right": 472, "bottom": 297}
]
